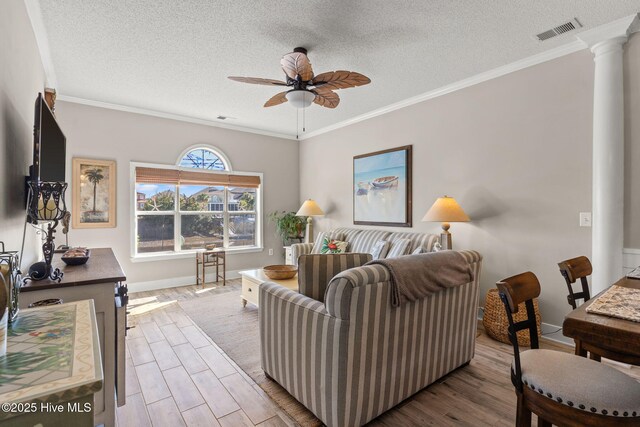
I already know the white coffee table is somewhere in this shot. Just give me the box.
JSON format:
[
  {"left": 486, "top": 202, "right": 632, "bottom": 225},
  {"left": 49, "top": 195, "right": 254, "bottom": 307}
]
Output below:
[{"left": 239, "top": 268, "right": 298, "bottom": 308}]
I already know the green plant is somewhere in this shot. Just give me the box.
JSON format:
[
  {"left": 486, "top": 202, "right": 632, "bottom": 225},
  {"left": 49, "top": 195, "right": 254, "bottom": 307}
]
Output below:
[{"left": 268, "top": 211, "right": 307, "bottom": 245}]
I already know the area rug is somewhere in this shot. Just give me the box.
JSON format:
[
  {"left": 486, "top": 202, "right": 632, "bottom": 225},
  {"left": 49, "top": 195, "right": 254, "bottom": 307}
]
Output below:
[{"left": 178, "top": 283, "right": 321, "bottom": 427}]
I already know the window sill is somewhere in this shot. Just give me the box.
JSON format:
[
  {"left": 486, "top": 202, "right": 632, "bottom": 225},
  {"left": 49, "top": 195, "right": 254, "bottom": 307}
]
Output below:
[{"left": 131, "top": 246, "right": 264, "bottom": 263}]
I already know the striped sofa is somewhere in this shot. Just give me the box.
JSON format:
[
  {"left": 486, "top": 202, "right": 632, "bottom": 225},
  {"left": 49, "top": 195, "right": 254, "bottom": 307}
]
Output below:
[
  {"left": 290, "top": 227, "right": 440, "bottom": 266},
  {"left": 260, "top": 250, "right": 483, "bottom": 426}
]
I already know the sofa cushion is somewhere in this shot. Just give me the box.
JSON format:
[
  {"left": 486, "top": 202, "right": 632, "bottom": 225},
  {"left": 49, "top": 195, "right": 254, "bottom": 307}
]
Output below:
[
  {"left": 349, "top": 229, "right": 392, "bottom": 253},
  {"left": 386, "top": 238, "right": 411, "bottom": 258},
  {"left": 332, "top": 227, "right": 363, "bottom": 244},
  {"left": 370, "top": 240, "right": 390, "bottom": 260},
  {"left": 388, "top": 231, "right": 440, "bottom": 253},
  {"left": 311, "top": 231, "right": 345, "bottom": 254},
  {"left": 319, "top": 238, "right": 348, "bottom": 254},
  {"left": 411, "top": 246, "right": 424, "bottom": 255}
]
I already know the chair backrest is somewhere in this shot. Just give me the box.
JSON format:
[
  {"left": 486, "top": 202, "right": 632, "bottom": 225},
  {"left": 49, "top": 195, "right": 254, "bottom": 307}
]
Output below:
[
  {"left": 558, "top": 256, "right": 592, "bottom": 309},
  {"left": 496, "top": 271, "right": 541, "bottom": 391},
  {"left": 297, "top": 253, "right": 372, "bottom": 302}
]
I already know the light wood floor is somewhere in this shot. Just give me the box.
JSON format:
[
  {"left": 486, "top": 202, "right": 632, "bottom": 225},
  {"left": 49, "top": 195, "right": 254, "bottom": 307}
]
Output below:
[
  {"left": 119, "top": 281, "right": 640, "bottom": 427},
  {"left": 118, "top": 280, "right": 295, "bottom": 427}
]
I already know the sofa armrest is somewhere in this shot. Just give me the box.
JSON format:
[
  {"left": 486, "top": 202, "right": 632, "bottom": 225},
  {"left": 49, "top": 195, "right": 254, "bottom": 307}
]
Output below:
[
  {"left": 290, "top": 243, "right": 314, "bottom": 266},
  {"left": 259, "top": 281, "right": 328, "bottom": 315}
]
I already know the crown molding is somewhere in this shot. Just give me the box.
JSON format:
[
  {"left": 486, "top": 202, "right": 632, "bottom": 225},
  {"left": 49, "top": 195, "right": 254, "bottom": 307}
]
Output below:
[
  {"left": 298, "top": 39, "right": 587, "bottom": 140},
  {"left": 577, "top": 13, "right": 639, "bottom": 48},
  {"left": 56, "top": 95, "right": 298, "bottom": 140},
  {"left": 24, "top": 0, "right": 57, "bottom": 87},
  {"left": 28, "top": 0, "right": 629, "bottom": 143}
]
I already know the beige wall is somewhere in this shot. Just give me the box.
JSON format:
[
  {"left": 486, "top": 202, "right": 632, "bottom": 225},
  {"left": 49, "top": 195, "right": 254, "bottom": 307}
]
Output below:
[
  {"left": 301, "top": 50, "right": 600, "bottom": 328},
  {"left": 55, "top": 101, "right": 299, "bottom": 287},
  {"left": 0, "top": 0, "right": 46, "bottom": 267}
]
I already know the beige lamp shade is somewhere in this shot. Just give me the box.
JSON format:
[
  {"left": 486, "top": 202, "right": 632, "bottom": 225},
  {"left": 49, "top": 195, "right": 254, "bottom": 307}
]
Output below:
[
  {"left": 297, "top": 200, "right": 324, "bottom": 244},
  {"left": 422, "top": 196, "right": 469, "bottom": 250},
  {"left": 296, "top": 199, "right": 325, "bottom": 217},
  {"left": 422, "top": 196, "right": 470, "bottom": 223}
]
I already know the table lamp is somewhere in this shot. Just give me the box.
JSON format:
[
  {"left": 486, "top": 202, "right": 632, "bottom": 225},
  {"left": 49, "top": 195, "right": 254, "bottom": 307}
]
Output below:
[
  {"left": 296, "top": 199, "right": 325, "bottom": 244},
  {"left": 422, "top": 196, "right": 470, "bottom": 250}
]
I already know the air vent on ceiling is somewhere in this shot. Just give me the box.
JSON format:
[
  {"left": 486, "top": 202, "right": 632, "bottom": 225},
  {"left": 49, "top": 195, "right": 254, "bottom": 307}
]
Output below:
[{"left": 535, "top": 18, "right": 582, "bottom": 41}]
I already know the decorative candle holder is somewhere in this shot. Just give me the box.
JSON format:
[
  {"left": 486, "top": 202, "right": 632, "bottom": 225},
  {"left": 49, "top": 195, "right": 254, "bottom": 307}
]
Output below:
[{"left": 24, "top": 181, "right": 68, "bottom": 284}]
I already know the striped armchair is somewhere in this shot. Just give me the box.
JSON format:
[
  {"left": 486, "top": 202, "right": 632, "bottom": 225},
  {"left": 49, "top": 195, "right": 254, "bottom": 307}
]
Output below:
[{"left": 260, "top": 250, "right": 482, "bottom": 427}]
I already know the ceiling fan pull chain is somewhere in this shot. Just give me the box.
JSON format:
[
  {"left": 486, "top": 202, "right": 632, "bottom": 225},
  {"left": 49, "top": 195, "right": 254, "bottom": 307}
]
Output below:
[
  {"left": 296, "top": 107, "right": 299, "bottom": 139},
  {"left": 303, "top": 106, "right": 306, "bottom": 133}
]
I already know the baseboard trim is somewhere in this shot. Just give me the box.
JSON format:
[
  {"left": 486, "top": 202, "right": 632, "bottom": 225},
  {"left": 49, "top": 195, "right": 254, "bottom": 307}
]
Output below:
[
  {"left": 128, "top": 269, "right": 242, "bottom": 292},
  {"left": 623, "top": 247, "right": 640, "bottom": 273}
]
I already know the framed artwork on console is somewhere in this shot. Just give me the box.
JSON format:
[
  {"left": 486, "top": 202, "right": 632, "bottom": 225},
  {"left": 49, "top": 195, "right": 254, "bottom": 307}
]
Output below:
[
  {"left": 72, "top": 158, "right": 117, "bottom": 228},
  {"left": 353, "top": 145, "right": 412, "bottom": 227}
]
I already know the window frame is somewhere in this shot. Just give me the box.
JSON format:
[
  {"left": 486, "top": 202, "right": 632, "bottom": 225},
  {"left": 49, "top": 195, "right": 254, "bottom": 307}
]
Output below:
[
  {"left": 130, "top": 161, "right": 263, "bottom": 261},
  {"left": 176, "top": 145, "right": 233, "bottom": 171}
]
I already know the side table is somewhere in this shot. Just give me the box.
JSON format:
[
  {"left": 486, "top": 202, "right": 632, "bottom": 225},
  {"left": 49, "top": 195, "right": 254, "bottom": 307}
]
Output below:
[{"left": 196, "top": 249, "right": 226, "bottom": 287}]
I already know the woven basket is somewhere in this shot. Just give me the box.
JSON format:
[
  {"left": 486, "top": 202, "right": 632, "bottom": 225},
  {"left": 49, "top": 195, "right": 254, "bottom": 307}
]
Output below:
[{"left": 483, "top": 288, "right": 541, "bottom": 346}]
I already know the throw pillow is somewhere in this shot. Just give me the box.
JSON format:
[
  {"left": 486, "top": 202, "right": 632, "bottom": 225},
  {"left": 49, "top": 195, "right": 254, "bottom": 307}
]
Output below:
[
  {"left": 386, "top": 238, "right": 412, "bottom": 258},
  {"left": 320, "top": 237, "right": 348, "bottom": 254},
  {"left": 370, "top": 240, "right": 390, "bottom": 260},
  {"left": 411, "top": 246, "right": 424, "bottom": 255},
  {"left": 311, "top": 231, "right": 345, "bottom": 254}
]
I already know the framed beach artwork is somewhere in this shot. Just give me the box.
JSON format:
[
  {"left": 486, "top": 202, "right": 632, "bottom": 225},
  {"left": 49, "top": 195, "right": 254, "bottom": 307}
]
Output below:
[
  {"left": 72, "top": 158, "right": 116, "bottom": 228},
  {"left": 353, "top": 145, "right": 412, "bottom": 227}
]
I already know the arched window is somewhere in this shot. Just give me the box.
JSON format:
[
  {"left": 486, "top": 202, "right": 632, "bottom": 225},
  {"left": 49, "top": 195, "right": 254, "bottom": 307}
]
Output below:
[
  {"left": 133, "top": 144, "right": 262, "bottom": 258},
  {"left": 178, "top": 147, "right": 230, "bottom": 171}
]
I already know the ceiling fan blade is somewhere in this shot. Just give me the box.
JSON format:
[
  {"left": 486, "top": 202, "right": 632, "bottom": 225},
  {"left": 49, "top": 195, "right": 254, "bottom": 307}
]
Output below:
[
  {"left": 280, "top": 52, "right": 314, "bottom": 82},
  {"left": 228, "top": 76, "right": 288, "bottom": 86},
  {"left": 312, "top": 88, "right": 340, "bottom": 109},
  {"left": 312, "top": 70, "right": 371, "bottom": 90},
  {"left": 264, "top": 91, "right": 289, "bottom": 107}
]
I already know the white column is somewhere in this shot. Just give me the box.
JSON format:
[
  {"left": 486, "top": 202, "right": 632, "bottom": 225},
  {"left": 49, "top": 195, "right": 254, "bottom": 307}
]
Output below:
[
  {"left": 591, "top": 38, "right": 625, "bottom": 293},
  {"left": 578, "top": 14, "right": 638, "bottom": 293}
]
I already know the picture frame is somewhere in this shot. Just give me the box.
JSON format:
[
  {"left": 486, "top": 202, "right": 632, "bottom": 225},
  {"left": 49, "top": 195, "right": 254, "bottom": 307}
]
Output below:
[
  {"left": 353, "top": 145, "right": 412, "bottom": 227},
  {"left": 72, "top": 158, "right": 117, "bottom": 228}
]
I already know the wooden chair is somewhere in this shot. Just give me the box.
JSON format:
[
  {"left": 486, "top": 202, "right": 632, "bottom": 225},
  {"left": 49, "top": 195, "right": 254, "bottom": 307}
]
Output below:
[
  {"left": 558, "top": 256, "right": 592, "bottom": 309},
  {"left": 558, "top": 256, "right": 606, "bottom": 361},
  {"left": 497, "top": 271, "right": 640, "bottom": 427}
]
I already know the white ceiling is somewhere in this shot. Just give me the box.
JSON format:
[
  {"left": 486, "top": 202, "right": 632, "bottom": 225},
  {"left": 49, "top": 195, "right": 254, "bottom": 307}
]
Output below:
[{"left": 35, "top": 0, "right": 640, "bottom": 138}]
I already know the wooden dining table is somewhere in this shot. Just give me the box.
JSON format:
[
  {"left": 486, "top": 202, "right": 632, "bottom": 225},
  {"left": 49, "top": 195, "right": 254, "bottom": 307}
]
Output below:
[{"left": 563, "top": 276, "right": 640, "bottom": 365}]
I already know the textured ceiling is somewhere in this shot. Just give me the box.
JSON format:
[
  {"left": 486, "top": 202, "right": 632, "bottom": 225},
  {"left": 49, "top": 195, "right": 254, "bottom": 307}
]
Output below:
[{"left": 37, "top": 0, "right": 640, "bottom": 137}]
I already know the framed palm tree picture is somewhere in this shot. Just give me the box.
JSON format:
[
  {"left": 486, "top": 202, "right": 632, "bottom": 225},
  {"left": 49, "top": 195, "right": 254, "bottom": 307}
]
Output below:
[{"left": 72, "top": 158, "right": 117, "bottom": 228}]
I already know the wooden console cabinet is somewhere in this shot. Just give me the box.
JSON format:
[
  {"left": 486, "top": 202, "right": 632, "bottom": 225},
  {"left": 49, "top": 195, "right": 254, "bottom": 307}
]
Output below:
[{"left": 19, "top": 248, "right": 126, "bottom": 427}]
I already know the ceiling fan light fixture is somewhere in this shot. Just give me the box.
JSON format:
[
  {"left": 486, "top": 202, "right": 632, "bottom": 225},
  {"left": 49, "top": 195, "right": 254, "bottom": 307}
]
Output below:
[{"left": 286, "top": 90, "right": 314, "bottom": 109}]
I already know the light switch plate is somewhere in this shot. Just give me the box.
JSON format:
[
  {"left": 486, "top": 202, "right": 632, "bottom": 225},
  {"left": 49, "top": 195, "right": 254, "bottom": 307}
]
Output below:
[
  {"left": 268, "top": 248, "right": 274, "bottom": 256},
  {"left": 579, "top": 212, "right": 592, "bottom": 227}
]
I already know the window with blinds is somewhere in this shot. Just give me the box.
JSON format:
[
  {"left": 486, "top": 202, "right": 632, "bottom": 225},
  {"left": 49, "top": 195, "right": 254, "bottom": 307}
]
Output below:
[{"left": 133, "top": 161, "right": 261, "bottom": 256}]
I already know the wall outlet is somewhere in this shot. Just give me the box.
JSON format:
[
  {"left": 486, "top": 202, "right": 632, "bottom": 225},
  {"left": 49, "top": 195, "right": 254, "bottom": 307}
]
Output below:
[
  {"left": 579, "top": 212, "right": 592, "bottom": 227},
  {"left": 268, "top": 248, "right": 274, "bottom": 256}
]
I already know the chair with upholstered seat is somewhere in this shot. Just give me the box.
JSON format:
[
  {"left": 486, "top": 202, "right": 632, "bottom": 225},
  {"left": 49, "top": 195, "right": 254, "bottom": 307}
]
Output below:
[
  {"left": 558, "top": 256, "right": 592, "bottom": 309},
  {"left": 497, "top": 271, "right": 640, "bottom": 427}
]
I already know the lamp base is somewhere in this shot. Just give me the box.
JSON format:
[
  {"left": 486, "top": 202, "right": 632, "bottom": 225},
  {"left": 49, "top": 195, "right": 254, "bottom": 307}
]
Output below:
[
  {"left": 440, "top": 222, "right": 452, "bottom": 250},
  {"left": 22, "top": 220, "right": 64, "bottom": 284},
  {"left": 304, "top": 217, "right": 313, "bottom": 244}
]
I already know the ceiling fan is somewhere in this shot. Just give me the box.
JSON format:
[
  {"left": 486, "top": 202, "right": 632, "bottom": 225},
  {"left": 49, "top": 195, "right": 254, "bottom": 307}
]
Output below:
[{"left": 228, "top": 47, "right": 371, "bottom": 109}]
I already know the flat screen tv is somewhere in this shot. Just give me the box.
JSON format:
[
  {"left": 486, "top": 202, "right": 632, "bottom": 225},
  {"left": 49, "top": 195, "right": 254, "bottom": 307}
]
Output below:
[{"left": 32, "top": 93, "right": 66, "bottom": 182}]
